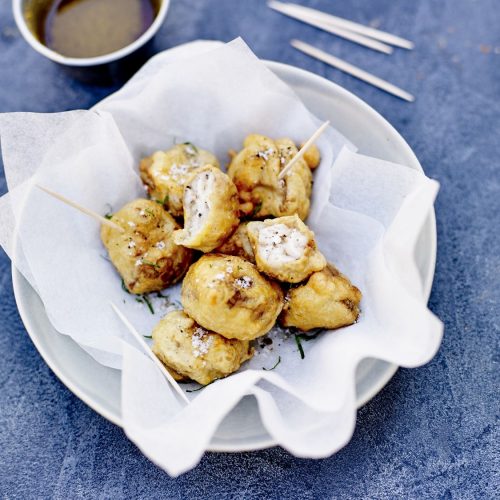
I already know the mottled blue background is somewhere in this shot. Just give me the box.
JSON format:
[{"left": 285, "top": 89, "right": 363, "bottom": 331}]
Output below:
[{"left": 1, "top": 0, "right": 499, "bottom": 498}]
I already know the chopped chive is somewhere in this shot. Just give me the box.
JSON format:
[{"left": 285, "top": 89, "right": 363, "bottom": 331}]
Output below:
[
  {"left": 297, "top": 329, "right": 323, "bottom": 342},
  {"left": 142, "top": 260, "right": 160, "bottom": 269},
  {"left": 142, "top": 294, "right": 155, "bottom": 315},
  {"left": 186, "top": 379, "right": 216, "bottom": 392},
  {"left": 251, "top": 201, "right": 263, "bottom": 218},
  {"left": 104, "top": 213, "right": 113, "bottom": 220},
  {"left": 262, "top": 356, "right": 281, "bottom": 371},
  {"left": 121, "top": 279, "right": 131, "bottom": 294},
  {"left": 294, "top": 334, "right": 305, "bottom": 359},
  {"left": 155, "top": 194, "right": 169, "bottom": 206},
  {"left": 143, "top": 335, "right": 153, "bottom": 339},
  {"left": 183, "top": 142, "right": 198, "bottom": 154}
]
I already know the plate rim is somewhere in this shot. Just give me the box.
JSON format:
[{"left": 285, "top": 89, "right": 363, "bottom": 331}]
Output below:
[{"left": 11, "top": 59, "right": 437, "bottom": 453}]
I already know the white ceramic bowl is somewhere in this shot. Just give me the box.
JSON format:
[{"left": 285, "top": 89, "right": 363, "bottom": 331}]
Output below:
[
  {"left": 12, "top": 60, "right": 436, "bottom": 452},
  {"left": 12, "top": 0, "right": 170, "bottom": 67}
]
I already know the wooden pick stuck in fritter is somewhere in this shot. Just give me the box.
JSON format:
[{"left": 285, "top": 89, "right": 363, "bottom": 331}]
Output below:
[
  {"left": 110, "top": 302, "right": 190, "bottom": 404},
  {"left": 36, "top": 184, "right": 125, "bottom": 233},
  {"left": 278, "top": 120, "right": 330, "bottom": 180}
]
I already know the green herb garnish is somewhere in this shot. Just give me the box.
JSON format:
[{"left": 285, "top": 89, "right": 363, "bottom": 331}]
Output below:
[
  {"left": 251, "top": 201, "right": 263, "bottom": 218},
  {"left": 297, "top": 329, "right": 324, "bottom": 342},
  {"left": 142, "top": 260, "right": 160, "bottom": 269},
  {"left": 263, "top": 356, "right": 281, "bottom": 371},
  {"left": 183, "top": 142, "right": 198, "bottom": 154},
  {"left": 155, "top": 194, "right": 169, "bottom": 206},
  {"left": 186, "top": 379, "right": 216, "bottom": 393},
  {"left": 104, "top": 203, "right": 113, "bottom": 219},
  {"left": 156, "top": 292, "right": 181, "bottom": 309},
  {"left": 142, "top": 294, "right": 155, "bottom": 315},
  {"left": 121, "top": 279, "right": 130, "bottom": 294},
  {"left": 143, "top": 335, "right": 153, "bottom": 339},
  {"left": 144, "top": 208, "right": 155, "bottom": 217},
  {"left": 294, "top": 334, "right": 305, "bottom": 359}
]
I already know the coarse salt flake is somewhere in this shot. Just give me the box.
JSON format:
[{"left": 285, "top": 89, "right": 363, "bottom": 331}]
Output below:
[
  {"left": 191, "top": 327, "right": 213, "bottom": 358},
  {"left": 235, "top": 276, "right": 253, "bottom": 289},
  {"left": 257, "top": 148, "right": 274, "bottom": 161}
]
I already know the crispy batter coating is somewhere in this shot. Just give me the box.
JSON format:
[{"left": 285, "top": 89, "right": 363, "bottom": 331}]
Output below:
[
  {"left": 140, "top": 143, "right": 220, "bottom": 217},
  {"left": 101, "top": 199, "right": 193, "bottom": 294},
  {"left": 301, "top": 143, "right": 321, "bottom": 169},
  {"left": 181, "top": 254, "right": 284, "bottom": 340},
  {"left": 173, "top": 165, "right": 240, "bottom": 252},
  {"left": 215, "top": 222, "right": 255, "bottom": 263},
  {"left": 247, "top": 215, "right": 326, "bottom": 283},
  {"left": 152, "top": 310, "right": 253, "bottom": 385},
  {"left": 227, "top": 134, "right": 315, "bottom": 220},
  {"left": 280, "top": 265, "right": 362, "bottom": 331}
]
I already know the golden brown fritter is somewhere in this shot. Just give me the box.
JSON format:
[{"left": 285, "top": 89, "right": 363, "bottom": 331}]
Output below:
[
  {"left": 247, "top": 215, "right": 326, "bottom": 283},
  {"left": 101, "top": 199, "right": 193, "bottom": 294},
  {"left": 301, "top": 143, "right": 321, "bottom": 169},
  {"left": 173, "top": 165, "right": 240, "bottom": 252},
  {"left": 215, "top": 222, "right": 255, "bottom": 263},
  {"left": 140, "top": 143, "right": 220, "bottom": 218},
  {"left": 181, "top": 254, "right": 284, "bottom": 340},
  {"left": 227, "top": 134, "right": 316, "bottom": 220},
  {"left": 280, "top": 265, "right": 362, "bottom": 331},
  {"left": 152, "top": 310, "right": 253, "bottom": 385}
]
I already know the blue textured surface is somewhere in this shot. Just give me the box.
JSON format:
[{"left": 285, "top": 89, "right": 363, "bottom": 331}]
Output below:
[{"left": 1, "top": 0, "right": 499, "bottom": 497}]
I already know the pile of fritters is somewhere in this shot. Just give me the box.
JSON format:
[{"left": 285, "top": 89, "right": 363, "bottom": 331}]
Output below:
[{"left": 101, "top": 136, "right": 361, "bottom": 386}]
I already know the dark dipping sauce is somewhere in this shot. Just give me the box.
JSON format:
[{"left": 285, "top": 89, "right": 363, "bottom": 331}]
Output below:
[{"left": 35, "top": 0, "right": 159, "bottom": 58}]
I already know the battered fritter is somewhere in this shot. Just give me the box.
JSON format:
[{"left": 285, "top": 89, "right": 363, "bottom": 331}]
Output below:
[
  {"left": 247, "top": 215, "right": 326, "bottom": 283},
  {"left": 140, "top": 142, "right": 220, "bottom": 217},
  {"left": 280, "top": 265, "right": 362, "bottom": 331},
  {"left": 227, "top": 134, "right": 319, "bottom": 220},
  {"left": 152, "top": 310, "right": 253, "bottom": 385},
  {"left": 101, "top": 199, "right": 193, "bottom": 294},
  {"left": 181, "top": 254, "right": 284, "bottom": 340},
  {"left": 173, "top": 165, "right": 240, "bottom": 252}
]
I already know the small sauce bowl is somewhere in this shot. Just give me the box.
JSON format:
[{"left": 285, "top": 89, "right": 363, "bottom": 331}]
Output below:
[{"left": 12, "top": 0, "right": 170, "bottom": 84}]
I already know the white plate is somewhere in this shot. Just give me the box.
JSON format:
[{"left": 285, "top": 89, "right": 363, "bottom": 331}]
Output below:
[{"left": 12, "top": 61, "right": 436, "bottom": 452}]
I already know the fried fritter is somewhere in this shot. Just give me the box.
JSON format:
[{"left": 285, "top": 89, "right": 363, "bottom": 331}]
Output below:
[
  {"left": 280, "top": 265, "right": 362, "bottom": 331},
  {"left": 215, "top": 222, "right": 255, "bottom": 263},
  {"left": 173, "top": 165, "right": 240, "bottom": 252},
  {"left": 101, "top": 199, "right": 193, "bottom": 294},
  {"left": 152, "top": 310, "right": 253, "bottom": 385},
  {"left": 140, "top": 143, "right": 220, "bottom": 217},
  {"left": 247, "top": 215, "right": 326, "bottom": 283},
  {"left": 181, "top": 254, "right": 284, "bottom": 340},
  {"left": 227, "top": 134, "right": 316, "bottom": 220},
  {"left": 301, "top": 143, "right": 321, "bottom": 169}
]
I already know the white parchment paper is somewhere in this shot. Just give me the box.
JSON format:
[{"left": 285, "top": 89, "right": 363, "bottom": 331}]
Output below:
[{"left": 0, "top": 39, "right": 443, "bottom": 476}]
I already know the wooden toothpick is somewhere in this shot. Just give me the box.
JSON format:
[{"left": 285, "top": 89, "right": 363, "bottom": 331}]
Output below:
[
  {"left": 291, "top": 40, "right": 415, "bottom": 102},
  {"left": 110, "top": 302, "right": 190, "bottom": 404},
  {"left": 36, "top": 184, "right": 125, "bottom": 233},
  {"left": 278, "top": 120, "right": 330, "bottom": 180}
]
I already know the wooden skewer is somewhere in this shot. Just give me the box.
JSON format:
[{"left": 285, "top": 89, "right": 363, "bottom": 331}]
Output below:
[
  {"left": 291, "top": 40, "right": 415, "bottom": 103},
  {"left": 278, "top": 120, "right": 330, "bottom": 180},
  {"left": 110, "top": 302, "right": 190, "bottom": 404},
  {"left": 268, "top": 1, "right": 393, "bottom": 54},
  {"left": 36, "top": 184, "right": 125, "bottom": 233},
  {"left": 270, "top": 1, "right": 414, "bottom": 50}
]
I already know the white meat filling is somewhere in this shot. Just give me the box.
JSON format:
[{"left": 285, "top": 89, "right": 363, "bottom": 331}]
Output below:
[
  {"left": 258, "top": 223, "right": 308, "bottom": 265},
  {"left": 184, "top": 170, "right": 215, "bottom": 237}
]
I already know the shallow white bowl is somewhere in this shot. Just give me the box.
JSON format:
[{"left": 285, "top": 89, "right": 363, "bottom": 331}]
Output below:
[{"left": 12, "top": 60, "right": 436, "bottom": 452}]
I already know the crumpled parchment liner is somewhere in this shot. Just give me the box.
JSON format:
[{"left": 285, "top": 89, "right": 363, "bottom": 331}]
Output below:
[{"left": 0, "top": 39, "right": 442, "bottom": 476}]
